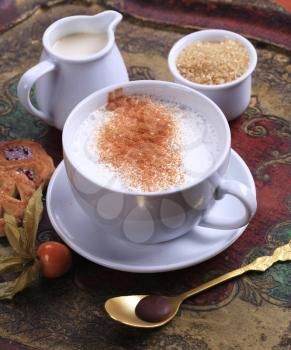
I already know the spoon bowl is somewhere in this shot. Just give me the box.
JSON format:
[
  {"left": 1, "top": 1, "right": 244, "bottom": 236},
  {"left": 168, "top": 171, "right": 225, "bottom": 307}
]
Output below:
[{"left": 105, "top": 295, "right": 182, "bottom": 328}]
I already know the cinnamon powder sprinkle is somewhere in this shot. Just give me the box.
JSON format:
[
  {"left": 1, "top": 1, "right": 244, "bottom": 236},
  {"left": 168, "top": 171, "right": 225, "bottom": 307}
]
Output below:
[
  {"left": 176, "top": 39, "right": 249, "bottom": 85},
  {"left": 97, "top": 95, "right": 184, "bottom": 192}
]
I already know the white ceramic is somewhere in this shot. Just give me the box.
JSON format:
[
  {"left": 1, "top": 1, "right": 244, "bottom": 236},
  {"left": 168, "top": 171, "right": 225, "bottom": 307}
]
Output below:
[
  {"left": 62, "top": 80, "right": 257, "bottom": 244},
  {"left": 17, "top": 10, "right": 129, "bottom": 130},
  {"left": 168, "top": 29, "right": 257, "bottom": 121},
  {"left": 47, "top": 150, "right": 256, "bottom": 273}
]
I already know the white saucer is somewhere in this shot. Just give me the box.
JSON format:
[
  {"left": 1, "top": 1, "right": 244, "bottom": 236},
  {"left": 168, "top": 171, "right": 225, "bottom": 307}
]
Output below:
[{"left": 47, "top": 150, "right": 256, "bottom": 273}]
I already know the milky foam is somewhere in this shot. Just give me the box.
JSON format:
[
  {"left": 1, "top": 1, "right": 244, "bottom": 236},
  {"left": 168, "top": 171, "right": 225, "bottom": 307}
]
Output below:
[{"left": 72, "top": 99, "right": 221, "bottom": 192}]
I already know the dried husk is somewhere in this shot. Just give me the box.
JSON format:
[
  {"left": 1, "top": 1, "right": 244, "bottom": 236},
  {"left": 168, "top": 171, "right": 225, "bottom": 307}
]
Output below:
[
  {"left": 0, "top": 260, "right": 40, "bottom": 300},
  {"left": 0, "top": 256, "right": 30, "bottom": 274},
  {"left": 22, "top": 185, "right": 43, "bottom": 257},
  {"left": 0, "top": 186, "right": 43, "bottom": 299}
]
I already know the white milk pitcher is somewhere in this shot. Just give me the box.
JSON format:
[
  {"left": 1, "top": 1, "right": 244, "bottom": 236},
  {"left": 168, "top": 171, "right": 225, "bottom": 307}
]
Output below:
[{"left": 17, "top": 11, "right": 129, "bottom": 130}]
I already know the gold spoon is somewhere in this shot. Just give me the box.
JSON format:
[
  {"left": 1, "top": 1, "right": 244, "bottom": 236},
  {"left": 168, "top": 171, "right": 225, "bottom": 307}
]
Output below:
[{"left": 105, "top": 241, "right": 291, "bottom": 328}]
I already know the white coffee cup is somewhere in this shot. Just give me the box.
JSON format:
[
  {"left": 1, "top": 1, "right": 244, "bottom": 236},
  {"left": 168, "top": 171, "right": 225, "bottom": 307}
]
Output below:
[
  {"left": 17, "top": 10, "right": 129, "bottom": 130},
  {"left": 168, "top": 29, "right": 257, "bottom": 121},
  {"left": 63, "top": 80, "right": 257, "bottom": 244}
]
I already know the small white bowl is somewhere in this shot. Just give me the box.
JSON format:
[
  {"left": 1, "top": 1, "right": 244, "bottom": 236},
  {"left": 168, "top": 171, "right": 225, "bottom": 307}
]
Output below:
[{"left": 168, "top": 29, "right": 257, "bottom": 121}]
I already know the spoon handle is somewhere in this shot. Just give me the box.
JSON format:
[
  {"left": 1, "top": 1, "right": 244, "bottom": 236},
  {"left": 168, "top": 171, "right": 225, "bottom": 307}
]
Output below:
[{"left": 181, "top": 240, "right": 291, "bottom": 301}]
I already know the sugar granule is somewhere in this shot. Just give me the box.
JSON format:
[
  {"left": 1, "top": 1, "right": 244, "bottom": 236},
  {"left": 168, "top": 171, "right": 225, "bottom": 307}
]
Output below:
[{"left": 176, "top": 39, "right": 249, "bottom": 85}]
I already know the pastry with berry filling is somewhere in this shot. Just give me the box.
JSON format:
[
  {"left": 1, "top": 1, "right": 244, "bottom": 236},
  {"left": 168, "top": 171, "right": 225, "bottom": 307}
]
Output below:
[
  {"left": 0, "top": 169, "right": 36, "bottom": 235},
  {"left": 0, "top": 140, "right": 55, "bottom": 186},
  {"left": 0, "top": 140, "right": 55, "bottom": 235}
]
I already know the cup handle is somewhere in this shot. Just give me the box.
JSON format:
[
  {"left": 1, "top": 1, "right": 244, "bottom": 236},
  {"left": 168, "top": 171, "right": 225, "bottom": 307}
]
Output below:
[
  {"left": 199, "top": 179, "right": 257, "bottom": 230},
  {"left": 17, "top": 60, "right": 56, "bottom": 122}
]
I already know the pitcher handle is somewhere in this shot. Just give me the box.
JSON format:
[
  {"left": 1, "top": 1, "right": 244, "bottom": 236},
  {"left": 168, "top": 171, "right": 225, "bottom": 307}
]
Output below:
[
  {"left": 198, "top": 179, "right": 257, "bottom": 230},
  {"left": 17, "top": 60, "right": 56, "bottom": 122}
]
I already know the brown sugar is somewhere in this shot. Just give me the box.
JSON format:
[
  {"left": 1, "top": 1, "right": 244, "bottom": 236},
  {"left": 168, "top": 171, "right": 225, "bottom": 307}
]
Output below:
[
  {"left": 176, "top": 39, "right": 249, "bottom": 85},
  {"left": 97, "top": 95, "right": 184, "bottom": 192}
]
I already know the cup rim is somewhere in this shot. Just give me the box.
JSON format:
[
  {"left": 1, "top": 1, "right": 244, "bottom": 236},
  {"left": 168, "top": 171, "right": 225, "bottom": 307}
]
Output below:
[
  {"left": 42, "top": 11, "right": 121, "bottom": 64},
  {"left": 63, "top": 80, "right": 231, "bottom": 197},
  {"left": 168, "top": 29, "right": 257, "bottom": 90}
]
